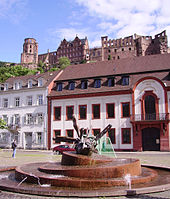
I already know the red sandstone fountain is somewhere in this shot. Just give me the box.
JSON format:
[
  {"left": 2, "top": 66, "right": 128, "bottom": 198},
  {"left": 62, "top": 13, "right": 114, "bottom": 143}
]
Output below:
[{"left": 0, "top": 118, "right": 170, "bottom": 197}]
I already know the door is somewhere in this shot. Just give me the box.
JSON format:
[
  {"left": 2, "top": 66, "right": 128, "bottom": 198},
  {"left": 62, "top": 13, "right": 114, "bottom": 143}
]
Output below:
[
  {"left": 25, "top": 132, "right": 32, "bottom": 149},
  {"left": 142, "top": 128, "right": 160, "bottom": 151}
]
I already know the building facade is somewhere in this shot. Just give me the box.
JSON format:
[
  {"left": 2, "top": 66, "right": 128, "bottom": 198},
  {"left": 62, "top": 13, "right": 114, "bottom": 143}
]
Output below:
[
  {"left": 90, "top": 30, "right": 168, "bottom": 61},
  {"left": 0, "top": 70, "right": 62, "bottom": 149},
  {"left": 38, "top": 36, "right": 89, "bottom": 66},
  {"left": 48, "top": 54, "right": 170, "bottom": 151}
]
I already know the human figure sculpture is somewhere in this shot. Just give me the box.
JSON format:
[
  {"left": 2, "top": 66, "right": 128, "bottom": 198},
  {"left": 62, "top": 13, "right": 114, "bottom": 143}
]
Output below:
[{"left": 53, "top": 115, "right": 112, "bottom": 155}]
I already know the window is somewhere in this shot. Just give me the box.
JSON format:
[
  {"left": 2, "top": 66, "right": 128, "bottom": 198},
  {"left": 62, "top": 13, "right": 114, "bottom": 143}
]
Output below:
[
  {"left": 28, "top": 80, "right": 32, "bottom": 88},
  {"left": 18, "top": 82, "right": 22, "bottom": 89},
  {"left": 13, "top": 82, "right": 17, "bottom": 90},
  {"left": 122, "top": 128, "right": 131, "bottom": 144},
  {"left": 108, "top": 77, "right": 115, "bottom": 87},
  {"left": 94, "top": 79, "right": 101, "bottom": 88},
  {"left": 36, "top": 132, "right": 42, "bottom": 144},
  {"left": 37, "top": 113, "right": 43, "bottom": 124},
  {"left": 79, "top": 105, "right": 87, "bottom": 120},
  {"left": 53, "top": 130, "right": 61, "bottom": 144},
  {"left": 92, "top": 129, "right": 100, "bottom": 136},
  {"left": 54, "top": 107, "right": 61, "bottom": 120},
  {"left": 38, "top": 95, "right": 43, "bottom": 105},
  {"left": 68, "top": 81, "right": 75, "bottom": 90},
  {"left": 27, "top": 96, "right": 32, "bottom": 106},
  {"left": 92, "top": 104, "right": 100, "bottom": 119},
  {"left": 38, "top": 79, "right": 43, "bottom": 87},
  {"left": 66, "top": 106, "right": 74, "bottom": 120},
  {"left": 0, "top": 132, "right": 9, "bottom": 144},
  {"left": 3, "top": 98, "right": 8, "bottom": 108},
  {"left": 122, "top": 76, "right": 129, "bottom": 86},
  {"left": 2, "top": 115, "right": 8, "bottom": 124},
  {"left": 121, "top": 102, "right": 130, "bottom": 117},
  {"left": 66, "top": 129, "right": 74, "bottom": 138},
  {"left": 108, "top": 128, "right": 116, "bottom": 144},
  {"left": 57, "top": 83, "right": 62, "bottom": 91},
  {"left": 4, "top": 83, "right": 8, "bottom": 91},
  {"left": 26, "top": 114, "right": 34, "bottom": 125},
  {"left": 15, "top": 97, "right": 20, "bottom": 107},
  {"left": 14, "top": 114, "right": 20, "bottom": 125},
  {"left": 106, "top": 103, "right": 115, "bottom": 118},
  {"left": 81, "top": 80, "right": 88, "bottom": 89}
]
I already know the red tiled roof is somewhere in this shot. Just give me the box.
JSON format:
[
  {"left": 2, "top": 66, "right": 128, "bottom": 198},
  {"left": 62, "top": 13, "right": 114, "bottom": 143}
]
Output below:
[
  {"left": 49, "top": 54, "right": 170, "bottom": 97},
  {"left": 5, "top": 70, "right": 62, "bottom": 88},
  {"left": 57, "top": 54, "right": 170, "bottom": 81}
]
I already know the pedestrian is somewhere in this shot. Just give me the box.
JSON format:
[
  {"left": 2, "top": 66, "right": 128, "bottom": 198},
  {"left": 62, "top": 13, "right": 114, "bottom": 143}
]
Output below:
[{"left": 11, "top": 139, "right": 17, "bottom": 158}]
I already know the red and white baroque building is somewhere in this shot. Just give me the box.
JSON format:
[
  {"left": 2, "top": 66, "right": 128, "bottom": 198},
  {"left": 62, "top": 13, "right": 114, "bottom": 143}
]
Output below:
[{"left": 48, "top": 53, "right": 170, "bottom": 152}]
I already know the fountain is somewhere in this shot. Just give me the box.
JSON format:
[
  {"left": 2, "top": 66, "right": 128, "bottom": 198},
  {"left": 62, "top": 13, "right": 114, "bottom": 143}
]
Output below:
[{"left": 1, "top": 118, "right": 170, "bottom": 197}]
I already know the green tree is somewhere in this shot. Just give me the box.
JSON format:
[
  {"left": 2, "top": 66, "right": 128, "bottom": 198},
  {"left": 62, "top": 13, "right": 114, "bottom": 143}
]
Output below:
[
  {"left": 0, "top": 118, "right": 7, "bottom": 129},
  {"left": 59, "top": 57, "right": 70, "bottom": 69},
  {"left": 0, "top": 65, "right": 35, "bottom": 83}
]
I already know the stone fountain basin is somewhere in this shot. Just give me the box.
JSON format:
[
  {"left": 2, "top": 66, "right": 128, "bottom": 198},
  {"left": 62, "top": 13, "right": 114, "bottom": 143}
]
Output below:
[{"left": 14, "top": 152, "right": 157, "bottom": 189}]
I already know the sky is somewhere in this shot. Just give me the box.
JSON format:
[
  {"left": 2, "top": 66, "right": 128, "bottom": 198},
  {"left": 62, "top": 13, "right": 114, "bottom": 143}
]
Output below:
[{"left": 1, "top": 0, "right": 170, "bottom": 63}]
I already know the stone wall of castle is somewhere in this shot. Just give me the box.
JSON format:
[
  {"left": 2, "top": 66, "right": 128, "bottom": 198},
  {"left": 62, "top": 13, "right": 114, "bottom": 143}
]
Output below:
[{"left": 21, "top": 31, "right": 168, "bottom": 68}]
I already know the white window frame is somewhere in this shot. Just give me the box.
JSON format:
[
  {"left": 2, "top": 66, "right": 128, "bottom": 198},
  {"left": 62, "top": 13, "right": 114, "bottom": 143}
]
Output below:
[
  {"left": 15, "top": 97, "right": 20, "bottom": 107},
  {"left": 27, "top": 96, "right": 33, "bottom": 106},
  {"left": 37, "top": 113, "right": 44, "bottom": 124},
  {"left": 3, "top": 98, "right": 8, "bottom": 108},
  {"left": 28, "top": 80, "right": 32, "bottom": 88},
  {"left": 38, "top": 78, "right": 43, "bottom": 87},
  {"left": 4, "top": 83, "right": 8, "bottom": 91},
  {"left": 36, "top": 132, "right": 42, "bottom": 144},
  {"left": 37, "top": 95, "right": 43, "bottom": 105},
  {"left": 2, "top": 115, "right": 8, "bottom": 124}
]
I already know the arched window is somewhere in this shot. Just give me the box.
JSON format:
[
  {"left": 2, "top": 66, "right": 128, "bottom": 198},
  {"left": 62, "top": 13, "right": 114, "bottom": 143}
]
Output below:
[
  {"left": 141, "top": 91, "right": 159, "bottom": 121},
  {"left": 145, "top": 95, "right": 156, "bottom": 120}
]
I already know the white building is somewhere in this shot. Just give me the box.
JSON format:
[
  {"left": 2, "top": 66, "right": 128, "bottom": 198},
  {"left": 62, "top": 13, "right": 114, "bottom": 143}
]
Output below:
[
  {"left": 48, "top": 54, "right": 170, "bottom": 151},
  {"left": 0, "top": 70, "right": 62, "bottom": 149}
]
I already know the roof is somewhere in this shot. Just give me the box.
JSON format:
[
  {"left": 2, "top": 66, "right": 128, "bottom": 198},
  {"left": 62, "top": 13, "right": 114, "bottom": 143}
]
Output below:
[
  {"left": 49, "top": 54, "right": 170, "bottom": 97},
  {"left": 3, "top": 70, "right": 62, "bottom": 90},
  {"left": 56, "top": 54, "right": 170, "bottom": 81}
]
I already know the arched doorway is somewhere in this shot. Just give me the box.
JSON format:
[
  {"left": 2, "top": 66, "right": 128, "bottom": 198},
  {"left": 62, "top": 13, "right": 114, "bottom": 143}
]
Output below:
[{"left": 142, "top": 127, "right": 160, "bottom": 151}]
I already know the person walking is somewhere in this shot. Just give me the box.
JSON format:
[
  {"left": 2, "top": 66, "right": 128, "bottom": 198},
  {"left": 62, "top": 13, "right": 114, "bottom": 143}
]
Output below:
[{"left": 11, "top": 139, "right": 17, "bottom": 158}]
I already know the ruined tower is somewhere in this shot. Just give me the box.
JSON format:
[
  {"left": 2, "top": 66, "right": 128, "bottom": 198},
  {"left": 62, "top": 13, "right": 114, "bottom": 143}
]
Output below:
[{"left": 21, "top": 38, "right": 38, "bottom": 68}]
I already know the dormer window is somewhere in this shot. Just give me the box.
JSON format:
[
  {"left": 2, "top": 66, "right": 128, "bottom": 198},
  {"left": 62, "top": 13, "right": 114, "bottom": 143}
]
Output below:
[
  {"left": 4, "top": 83, "right": 8, "bottom": 91},
  {"left": 18, "top": 81, "right": 22, "bottom": 89},
  {"left": 57, "top": 82, "right": 62, "bottom": 91},
  {"left": 122, "top": 76, "right": 129, "bottom": 86},
  {"left": 28, "top": 80, "right": 32, "bottom": 88},
  {"left": 108, "top": 77, "right": 115, "bottom": 87},
  {"left": 81, "top": 80, "right": 88, "bottom": 89},
  {"left": 94, "top": 79, "right": 101, "bottom": 88},
  {"left": 38, "top": 78, "right": 43, "bottom": 87},
  {"left": 68, "top": 81, "right": 75, "bottom": 90},
  {"left": 14, "top": 82, "right": 17, "bottom": 90}
]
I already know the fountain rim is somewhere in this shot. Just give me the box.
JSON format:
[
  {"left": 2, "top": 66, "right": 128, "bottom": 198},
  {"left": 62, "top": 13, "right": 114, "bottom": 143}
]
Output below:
[{"left": 0, "top": 164, "right": 170, "bottom": 197}]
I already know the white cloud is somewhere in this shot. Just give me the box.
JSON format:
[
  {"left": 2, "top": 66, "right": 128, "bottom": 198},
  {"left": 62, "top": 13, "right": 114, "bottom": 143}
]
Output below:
[
  {"left": 0, "top": 0, "right": 27, "bottom": 23},
  {"left": 75, "top": 0, "right": 170, "bottom": 45},
  {"left": 49, "top": 27, "right": 89, "bottom": 41}
]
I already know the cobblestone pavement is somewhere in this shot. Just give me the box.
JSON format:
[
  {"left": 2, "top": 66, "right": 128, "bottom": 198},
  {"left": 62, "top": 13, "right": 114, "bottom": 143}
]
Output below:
[{"left": 0, "top": 150, "right": 170, "bottom": 199}]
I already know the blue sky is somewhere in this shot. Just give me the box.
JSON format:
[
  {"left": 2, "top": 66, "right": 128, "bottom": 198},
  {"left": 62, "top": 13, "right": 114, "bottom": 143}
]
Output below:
[{"left": 0, "top": 0, "right": 170, "bottom": 63}]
